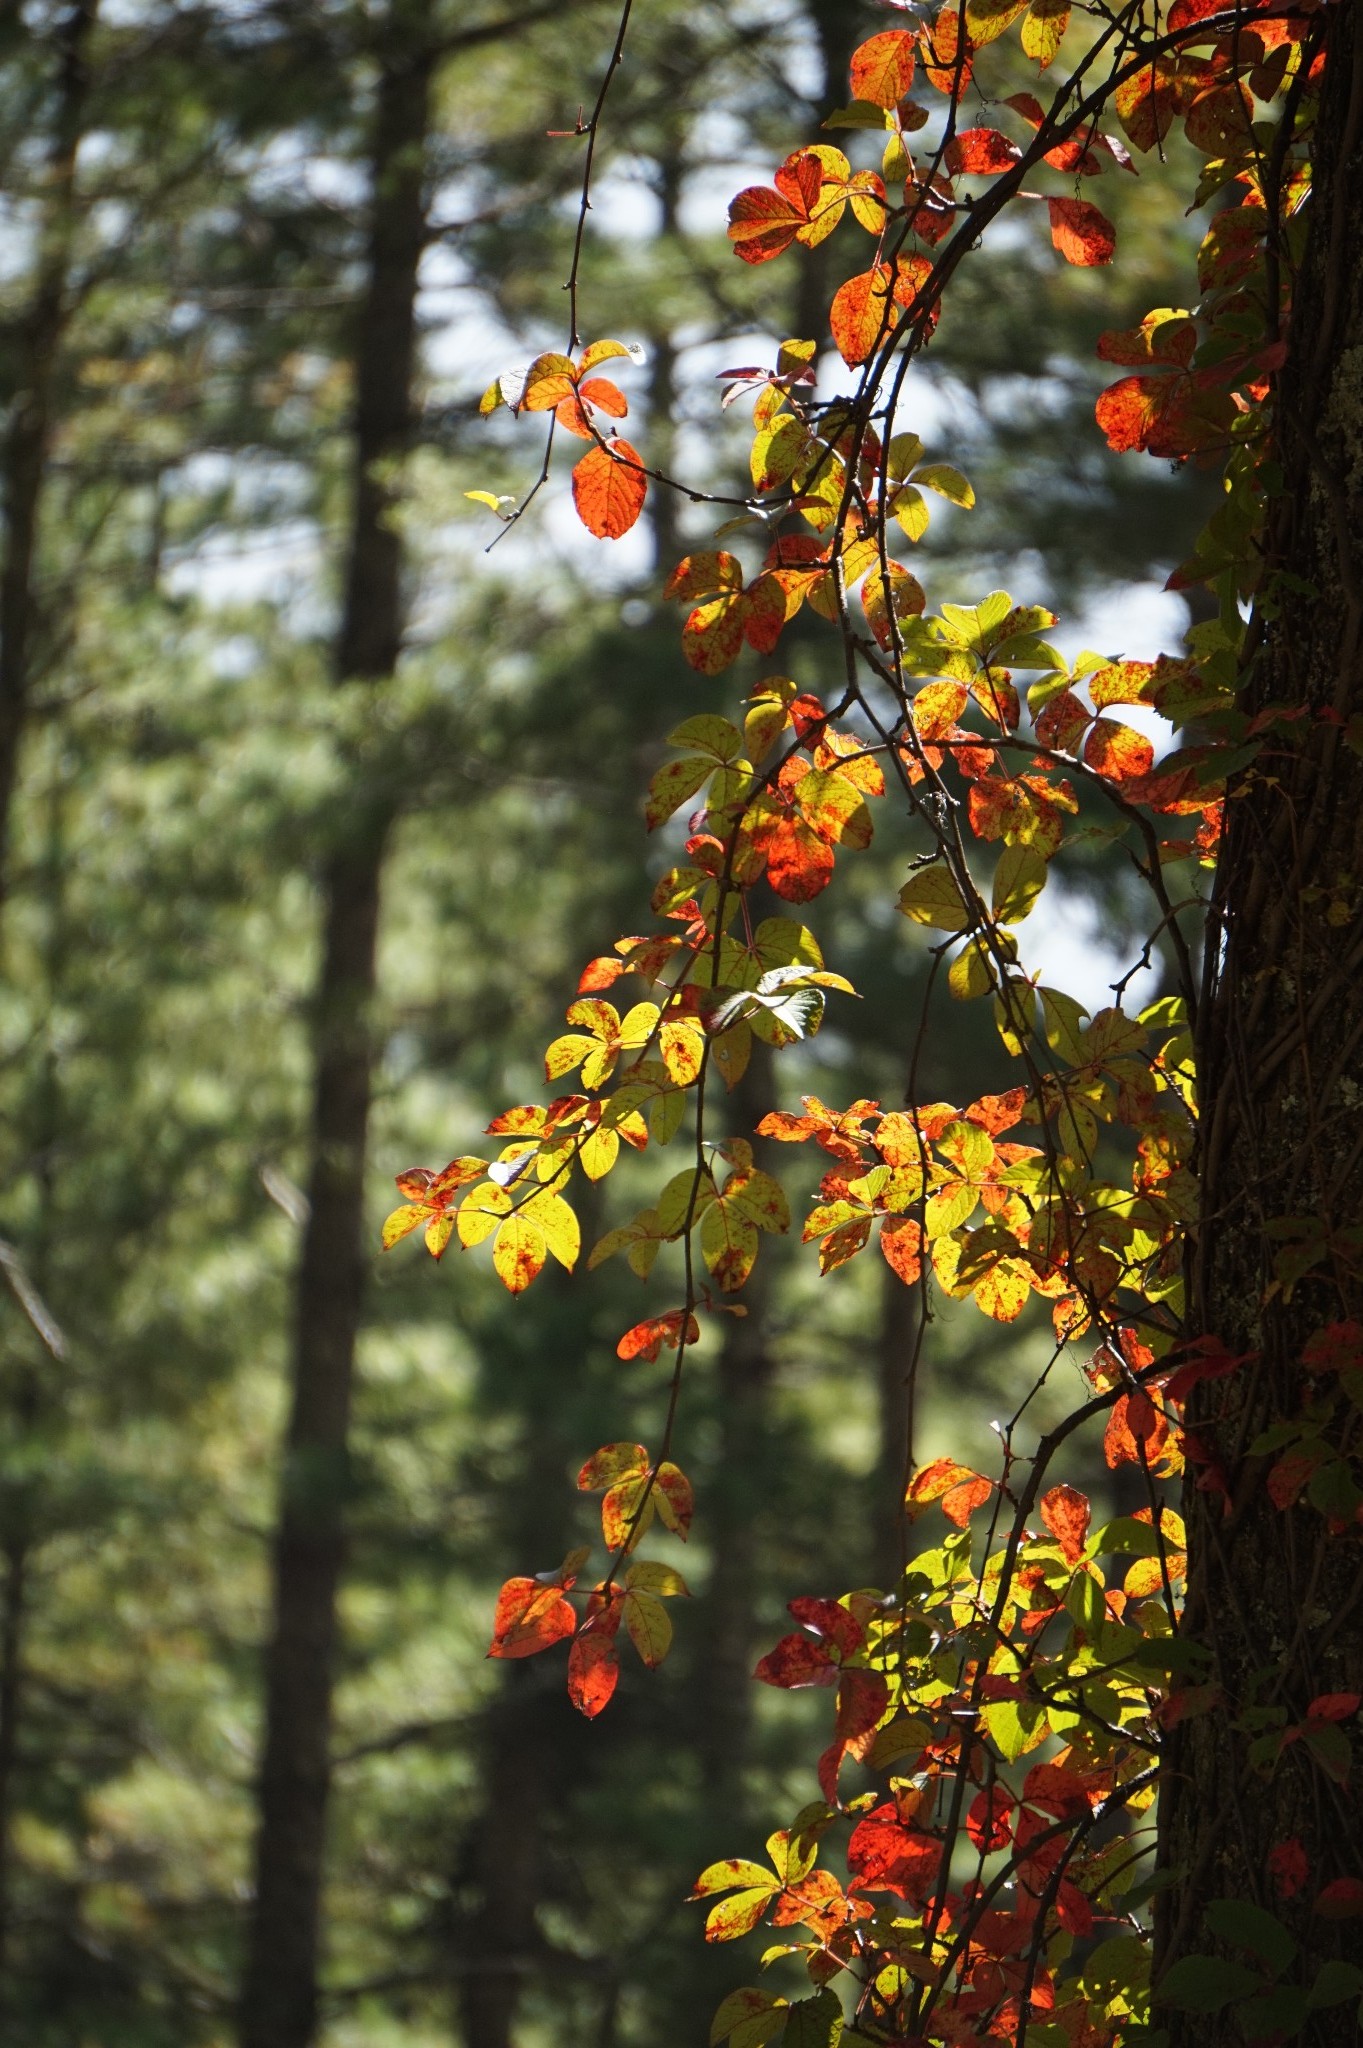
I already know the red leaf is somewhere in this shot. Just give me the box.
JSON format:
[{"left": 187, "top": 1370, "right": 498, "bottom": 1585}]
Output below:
[
  {"left": 488, "top": 1577, "right": 577, "bottom": 1659},
  {"left": 1315, "top": 1877, "right": 1363, "bottom": 1918},
  {"left": 837, "top": 1667, "right": 889, "bottom": 1740},
  {"left": 1047, "top": 197, "right": 1115, "bottom": 266},
  {"left": 1306, "top": 1692, "right": 1360, "bottom": 1725},
  {"left": 847, "top": 1804, "right": 941, "bottom": 1902},
  {"left": 1103, "top": 1390, "right": 1169, "bottom": 1470},
  {"left": 967, "top": 1786, "right": 1017, "bottom": 1852},
  {"left": 616, "top": 1310, "right": 700, "bottom": 1361},
  {"left": 754, "top": 1631, "right": 838, "bottom": 1688},
  {"left": 1040, "top": 1484, "right": 1091, "bottom": 1565},
  {"left": 789, "top": 1595, "right": 865, "bottom": 1657},
  {"left": 1268, "top": 1838, "right": 1309, "bottom": 1899},
  {"left": 571, "top": 438, "right": 647, "bottom": 538},
  {"left": 1055, "top": 1879, "right": 1094, "bottom": 1937},
  {"left": 945, "top": 128, "right": 1022, "bottom": 175},
  {"left": 1268, "top": 1447, "right": 1324, "bottom": 1509},
  {"left": 850, "top": 28, "right": 917, "bottom": 107},
  {"left": 765, "top": 815, "right": 836, "bottom": 901},
  {"left": 1303, "top": 1321, "right": 1363, "bottom": 1374},
  {"left": 726, "top": 152, "right": 821, "bottom": 264},
  {"left": 568, "top": 1625, "right": 620, "bottom": 1717}
]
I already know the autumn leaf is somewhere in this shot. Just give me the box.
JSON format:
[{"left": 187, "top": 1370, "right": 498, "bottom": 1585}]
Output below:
[
  {"left": 849, "top": 29, "right": 916, "bottom": 106},
  {"left": 945, "top": 127, "right": 1022, "bottom": 174},
  {"left": 1040, "top": 1483, "right": 1091, "bottom": 1564},
  {"left": 488, "top": 1576, "right": 577, "bottom": 1659},
  {"left": 567, "top": 1622, "right": 620, "bottom": 1716},
  {"left": 726, "top": 151, "right": 821, "bottom": 264},
  {"left": 571, "top": 438, "right": 647, "bottom": 538},
  {"left": 1047, "top": 197, "right": 1116, "bottom": 266},
  {"left": 616, "top": 1310, "right": 700, "bottom": 1361}
]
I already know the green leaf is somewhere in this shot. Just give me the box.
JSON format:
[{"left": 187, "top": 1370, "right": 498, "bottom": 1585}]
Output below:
[
  {"left": 710, "top": 1990, "right": 789, "bottom": 2048},
  {"left": 1088, "top": 1516, "right": 1168, "bottom": 1557},
  {"left": 1153, "top": 1955, "right": 1263, "bottom": 2013},
  {"left": 912, "top": 462, "right": 974, "bottom": 508},
  {"left": 899, "top": 866, "right": 972, "bottom": 931},
  {"left": 982, "top": 1695, "right": 1047, "bottom": 1762},
  {"left": 1307, "top": 1960, "right": 1363, "bottom": 2010},
  {"left": 1236, "top": 1985, "right": 1308, "bottom": 2042},
  {"left": 1203, "top": 1898, "right": 1296, "bottom": 1976},
  {"left": 669, "top": 714, "right": 744, "bottom": 762},
  {"left": 948, "top": 939, "right": 992, "bottom": 1000},
  {"left": 782, "top": 1989, "right": 843, "bottom": 2048},
  {"left": 992, "top": 844, "right": 1048, "bottom": 924}
]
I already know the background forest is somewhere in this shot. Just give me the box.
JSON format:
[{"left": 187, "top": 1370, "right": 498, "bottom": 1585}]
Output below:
[{"left": 0, "top": 2, "right": 1208, "bottom": 2044}]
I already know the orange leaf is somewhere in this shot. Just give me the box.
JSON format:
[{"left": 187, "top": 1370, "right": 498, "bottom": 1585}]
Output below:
[
  {"left": 1103, "top": 1390, "right": 1169, "bottom": 1469},
  {"left": 881, "top": 1216, "right": 924, "bottom": 1285},
  {"left": 727, "top": 152, "right": 821, "bottom": 264},
  {"left": 616, "top": 1310, "right": 700, "bottom": 1361},
  {"left": 850, "top": 28, "right": 917, "bottom": 106},
  {"left": 906, "top": 1456, "right": 987, "bottom": 1519},
  {"left": 1083, "top": 717, "right": 1154, "bottom": 782},
  {"left": 568, "top": 1624, "right": 620, "bottom": 1716},
  {"left": 1040, "top": 1483, "right": 1091, "bottom": 1564},
  {"left": 945, "top": 128, "right": 1021, "bottom": 174},
  {"left": 919, "top": 5, "right": 974, "bottom": 96},
  {"left": 1047, "top": 197, "right": 1115, "bottom": 266},
  {"left": 830, "top": 264, "right": 899, "bottom": 368},
  {"left": 571, "top": 438, "right": 647, "bottom": 539},
  {"left": 488, "top": 1576, "right": 577, "bottom": 1659}
]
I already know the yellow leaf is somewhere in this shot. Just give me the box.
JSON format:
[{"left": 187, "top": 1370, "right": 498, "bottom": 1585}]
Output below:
[
  {"left": 381, "top": 1204, "right": 427, "bottom": 1250},
  {"left": 424, "top": 1213, "right": 454, "bottom": 1259},
  {"left": 523, "top": 1190, "right": 580, "bottom": 1271},
  {"left": 493, "top": 1214, "right": 547, "bottom": 1293}
]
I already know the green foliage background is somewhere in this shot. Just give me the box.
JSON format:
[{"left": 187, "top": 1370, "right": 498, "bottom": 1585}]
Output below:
[{"left": 0, "top": 2, "right": 1205, "bottom": 2042}]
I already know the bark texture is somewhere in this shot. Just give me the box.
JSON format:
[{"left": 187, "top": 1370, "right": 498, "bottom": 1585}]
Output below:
[
  {"left": 1157, "top": 5, "right": 1363, "bottom": 2031},
  {"left": 238, "top": 37, "right": 432, "bottom": 2048}
]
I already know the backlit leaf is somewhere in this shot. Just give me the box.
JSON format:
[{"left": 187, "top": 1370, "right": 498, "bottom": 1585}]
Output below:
[
  {"left": 1048, "top": 197, "right": 1116, "bottom": 266},
  {"left": 849, "top": 29, "right": 917, "bottom": 106},
  {"left": 572, "top": 439, "right": 648, "bottom": 538},
  {"left": 567, "top": 1625, "right": 620, "bottom": 1716}
]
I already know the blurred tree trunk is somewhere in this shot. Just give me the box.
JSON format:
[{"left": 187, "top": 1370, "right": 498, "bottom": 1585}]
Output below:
[
  {"left": 1156, "top": 7, "right": 1363, "bottom": 2035},
  {"left": 239, "top": 28, "right": 433, "bottom": 2048},
  {"left": 696, "top": 1040, "right": 778, "bottom": 1806},
  {"left": 0, "top": 2, "right": 94, "bottom": 1982},
  {"left": 0, "top": 0, "right": 95, "bottom": 916},
  {"left": 872, "top": 1259, "right": 918, "bottom": 1592}
]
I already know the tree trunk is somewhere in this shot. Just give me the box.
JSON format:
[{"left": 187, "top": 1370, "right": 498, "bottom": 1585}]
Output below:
[
  {"left": 238, "top": 36, "right": 432, "bottom": 2048},
  {"left": 1156, "top": 5, "right": 1363, "bottom": 2030},
  {"left": 872, "top": 1257, "right": 918, "bottom": 1594},
  {"left": 0, "top": 0, "right": 95, "bottom": 914}
]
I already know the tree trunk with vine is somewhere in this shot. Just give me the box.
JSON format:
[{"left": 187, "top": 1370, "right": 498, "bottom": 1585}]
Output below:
[{"left": 1158, "top": 3, "right": 1363, "bottom": 2031}]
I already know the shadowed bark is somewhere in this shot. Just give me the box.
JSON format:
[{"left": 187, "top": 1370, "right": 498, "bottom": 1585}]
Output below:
[{"left": 1156, "top": 7, "right": 1363, "bottom": 2033}]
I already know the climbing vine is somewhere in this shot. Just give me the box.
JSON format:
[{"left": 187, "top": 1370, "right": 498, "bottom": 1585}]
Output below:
[{"left": 394, "top": 1, "right": 1363, "bottom": 2040}]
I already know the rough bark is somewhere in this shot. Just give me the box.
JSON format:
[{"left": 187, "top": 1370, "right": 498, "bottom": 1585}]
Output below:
[
  {"left": 238, "top": 36, "right": 432, "bottom": 2048},
  {"left": 0, "top": 1, "right": 95, "bottom": 914},
  {"left": 1156, "top": 5, "right": 1363, "bottom": 2031}
]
